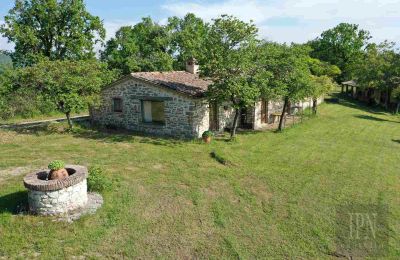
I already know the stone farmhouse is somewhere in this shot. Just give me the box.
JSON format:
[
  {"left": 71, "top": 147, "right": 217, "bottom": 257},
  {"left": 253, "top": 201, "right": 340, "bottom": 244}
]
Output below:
[{"left": 91, "top": 59, "right": 321, "bottom": 138}]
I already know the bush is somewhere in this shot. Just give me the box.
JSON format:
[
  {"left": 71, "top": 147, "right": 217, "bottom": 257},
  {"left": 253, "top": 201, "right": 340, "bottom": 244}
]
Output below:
[
  {"left": 88, "top": 166, "right": 112, "bottom": 192},
  {"left": 202, "top": 130, "right": 214, "bottom": 138},
  {"left": 48, "top": 160, "right": 65, "bottom": 171}
]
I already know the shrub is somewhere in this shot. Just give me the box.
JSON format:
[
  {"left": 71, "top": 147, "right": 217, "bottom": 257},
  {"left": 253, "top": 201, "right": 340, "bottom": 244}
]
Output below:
[
  {"left": 202, "top": 130, "right": 214, "bottom": 138},
  {"left": 48, "top": 160, "right": 66, "bottom": 171},
  {"left": 88, "top": 166, "right": 112, "bottom": 192}
]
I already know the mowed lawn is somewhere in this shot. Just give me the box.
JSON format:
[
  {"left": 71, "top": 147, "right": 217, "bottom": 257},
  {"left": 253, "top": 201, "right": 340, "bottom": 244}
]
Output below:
[{"left": 0, "top": 96, "right": 399, "bottom": 259}]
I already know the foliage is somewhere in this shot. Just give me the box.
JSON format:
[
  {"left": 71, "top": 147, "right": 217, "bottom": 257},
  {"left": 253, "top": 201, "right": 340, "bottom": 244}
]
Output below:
[
  {"left": 309, "top": 23, "right": 371, "bottom": 81},
  {"left": 355, "top": 41, "right": 400, "bottom": 109},
  {"left": 0, "top": 0, "right": 105, "bottom": 67},
  {"left": 101, "top": 17, "right": 173, "bottom": 74},
  {"left": 167, "top": 13, "right": 209, "bottom": 70},
  {"left": 202, "top": 130, "right": 214, "bottom": 138},
  {"left": 257, "top": 43, "right": 314, "bottom": 129},
  {"left": 88, "top": 166, "right": 112, "bottom": 192},
  {"left": 0, "top": 51, "right": 12, "bottom": 74},
  {"left": 203, "top": 15, "right": 260, "bottom": 138},
  {"left": 0, "top": 66, "right": 56, "bottom": 119},
  {"left": 11, "top": 59, "right": 117, "bottom": 127},
  {"left": 48, "top": 160, "right": 65, "bottom": 171}
]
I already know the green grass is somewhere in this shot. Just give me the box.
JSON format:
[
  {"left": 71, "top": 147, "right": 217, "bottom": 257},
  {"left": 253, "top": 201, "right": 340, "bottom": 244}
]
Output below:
[{"left": 0, "top": 95, "right": 399, "bottom": 258}]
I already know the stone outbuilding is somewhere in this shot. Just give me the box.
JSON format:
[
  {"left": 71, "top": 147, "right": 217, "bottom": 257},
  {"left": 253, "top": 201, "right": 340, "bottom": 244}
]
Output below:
[{"left": 91, "top": 59, "right": 321, "bottom": 138}]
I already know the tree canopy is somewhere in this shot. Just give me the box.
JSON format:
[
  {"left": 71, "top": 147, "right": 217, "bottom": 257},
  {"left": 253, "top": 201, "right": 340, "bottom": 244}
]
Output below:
[
  {"left": 309, "top": 23, "right": 370, "bottom": 82},
  {"left": 0, "top": 0, "right": 105, "bottom": 66},
  {"left": 203, "top": 15, "right": 260, "bottom": 138},
  {"left": 167, "top": 13, "right": 209, "bottom": 70},
  {"left": 9, "top": 59, "right": 117, "bottom": 127},
  {"left": 101, "top": 17, "right": 174, "bottom": 74}
]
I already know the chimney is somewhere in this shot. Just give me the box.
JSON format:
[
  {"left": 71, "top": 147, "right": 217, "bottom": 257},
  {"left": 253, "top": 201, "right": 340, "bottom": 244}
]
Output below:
[{"left": 186, "top": 57, "right": 199, "bottom": 74}]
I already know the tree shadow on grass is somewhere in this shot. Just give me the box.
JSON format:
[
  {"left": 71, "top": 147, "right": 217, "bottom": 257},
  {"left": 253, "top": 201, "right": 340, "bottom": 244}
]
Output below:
[
  {"left": 0, "top": 190, "right": 28, "bottom": 214},
  {"left": 2, "top": 121, "right": 189, "bottom": 147},
  {"left": 329, "top": 92, "right": 391, "bottom": 114},
  {"left": 354, "top": 115, "right": 400, "bottom": 123},
  {"left": 71, "top": 127, "right": 188, "bottom": 147},
  {"left": 392, "top": 139, "right": 400, "bottom": 144}
]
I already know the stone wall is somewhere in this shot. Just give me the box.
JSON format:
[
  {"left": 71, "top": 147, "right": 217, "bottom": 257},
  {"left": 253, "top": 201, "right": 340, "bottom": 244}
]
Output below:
[
  {"left": 217, "top": 103, "right": 236, "bottom": 131},
  {"left": 91, "top": 78, "right": 209, "bottom": 138},
  {"left": 28, "top": 180, "right": 88, "bottom": 216},
  {"left": 253, "top": 97, "right": 324, "bottom": 129}
]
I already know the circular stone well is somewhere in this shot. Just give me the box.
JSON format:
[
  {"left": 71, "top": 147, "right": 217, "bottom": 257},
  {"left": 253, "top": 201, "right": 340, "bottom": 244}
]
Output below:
[{"left": 23, "top": 165, "right": 88, "bottom": 216}]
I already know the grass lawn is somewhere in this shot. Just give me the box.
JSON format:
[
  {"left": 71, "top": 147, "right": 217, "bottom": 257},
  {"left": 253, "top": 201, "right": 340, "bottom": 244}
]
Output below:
[{"left": 0, "top": 95, "right": 399, "bottom": 259}]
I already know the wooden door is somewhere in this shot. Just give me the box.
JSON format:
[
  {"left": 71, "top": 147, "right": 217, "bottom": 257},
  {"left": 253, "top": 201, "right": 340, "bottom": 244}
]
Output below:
[
  {"left": 209, "top": 103, "right": 219, "bottom": 131},
  {"left": 261, "top": 99, "right": 268, "bottom": 123}
]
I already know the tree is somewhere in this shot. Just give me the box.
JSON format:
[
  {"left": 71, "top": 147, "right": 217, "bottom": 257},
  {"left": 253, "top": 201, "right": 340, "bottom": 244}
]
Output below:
[
  {"left": 0, "top": 51, "right": 13, "bottom": 74},
  {"left": 203, "top": 15, "right": 259, "bottom": 139},
  {"left": 309, "top": 23, "right": 371, "bottom": 82},
  {"left": 15, "top": 59, "right": 117, "bottom": 128},
  {"left": 101, "top": 17, "right": 173, "bottom": 74},
  {"left": 309, "top": 75, "right": 338, "bottom": 114},
  {"left": 355, "top": 41, "right": 400, "bottom": 109},
  {"left": 258, "top": 43, "right": 314, "bottom": 131},
  {"left": 0, "top": 0, "right": 105, "bottom": 66},
  {"left": 167, "top": 13, "right": 209, "bottom": 70},
  {"left": 307, "top": 57, "right": 341, "bottom": 114}
]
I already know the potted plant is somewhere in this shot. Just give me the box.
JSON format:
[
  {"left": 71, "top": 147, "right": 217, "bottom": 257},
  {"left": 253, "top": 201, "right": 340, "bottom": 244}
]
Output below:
[
  {"left": 48, "top": 160, "right": 69, "bottom": 180},
  {"left": 202, "top": 130, "right": 214, "bottom": 143}
]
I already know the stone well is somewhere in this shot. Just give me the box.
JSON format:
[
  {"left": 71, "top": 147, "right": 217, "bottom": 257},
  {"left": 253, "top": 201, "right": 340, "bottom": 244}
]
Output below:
[{"left": 23, "top": 165, "right": 88, "bottom": 216}]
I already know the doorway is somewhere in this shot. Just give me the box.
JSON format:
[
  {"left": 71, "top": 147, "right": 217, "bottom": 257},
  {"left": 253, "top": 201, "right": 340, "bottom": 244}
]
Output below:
[{"left": 209, "top": 103, "right": 219, "bottom": 131}]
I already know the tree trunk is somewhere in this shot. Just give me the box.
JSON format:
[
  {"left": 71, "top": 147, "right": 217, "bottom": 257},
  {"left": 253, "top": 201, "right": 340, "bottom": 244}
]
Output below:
[
  {"left": 230, "top": 108, "right": 240, "bottom": 139},
  {"left": 66, "top": 111, "right": 73, "bottom": 129},
  {"left": 341, "top": 85, "right": 344, "bottom": 93},
  {"left": 387, "top": 88, "right": 392, "bottom": 110},
  {"left": 396, "top": 102, "right": 400, "bottom": 114},
  {"left": 278, "top": 97, "right": 288, "bottom": 131},
  {"left": 312, "top": 98, "right": 318, "bottom": 115}
]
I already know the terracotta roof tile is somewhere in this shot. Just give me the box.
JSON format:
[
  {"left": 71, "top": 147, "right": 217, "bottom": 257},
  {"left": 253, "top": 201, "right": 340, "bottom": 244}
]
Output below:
[{"left": 130, "top": 71, "right": 212, "bottom": 98}]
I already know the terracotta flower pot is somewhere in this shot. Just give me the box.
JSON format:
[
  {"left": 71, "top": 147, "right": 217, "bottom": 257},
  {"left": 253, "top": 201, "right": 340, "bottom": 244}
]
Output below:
[
  {"left": 49, "top": 168, "right": 69, "bottom": 180},
  {"left": 203, "top": 136, "right": 212, "bottom": 143}
]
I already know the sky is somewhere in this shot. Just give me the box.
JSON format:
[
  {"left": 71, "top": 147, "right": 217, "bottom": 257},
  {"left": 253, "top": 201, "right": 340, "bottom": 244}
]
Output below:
[{"left": 1, "top": 0, "right": 400, "bottom": 51}]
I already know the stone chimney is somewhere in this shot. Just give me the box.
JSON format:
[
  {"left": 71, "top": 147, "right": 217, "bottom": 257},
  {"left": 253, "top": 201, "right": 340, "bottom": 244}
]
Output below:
[{"left": 185, "top": 57, "right": 199, "bottom": 74}]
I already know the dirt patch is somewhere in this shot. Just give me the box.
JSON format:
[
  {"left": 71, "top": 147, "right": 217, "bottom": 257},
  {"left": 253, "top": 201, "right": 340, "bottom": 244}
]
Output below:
[
  {"left": 0, "top": 166, "right": 34, "bottom": 183},
  {"left": 0, "top": 131, "right": 19, "bottom": 144}
]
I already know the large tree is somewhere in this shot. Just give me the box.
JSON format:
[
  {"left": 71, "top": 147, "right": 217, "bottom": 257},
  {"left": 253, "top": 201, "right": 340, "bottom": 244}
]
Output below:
[
  {"left": 307, "top": 57, "right": 341, "bottom": 114},
  {"left": 167, "top": 13, "right": 209, "bottom": 70},
  {"left": 14, "top": 59, "right": 117, "bottom": 128},
  {"left": 309, "top": 23, "right": 371, "bottom": 82},
  {"left": 356, "top": 42, "right": 400, "bottom": 110},
  {"left": 258, "top": 43, "right": 314, "bottom": 131},
  {"left": 101, "top": 17, "right": 173, "bottom": 74},
  {"left": 203, "top": 15, "right": 260, "bottom": 139},
  {"left": 0, "top": 0, "right": 105, "bottom": 66}
]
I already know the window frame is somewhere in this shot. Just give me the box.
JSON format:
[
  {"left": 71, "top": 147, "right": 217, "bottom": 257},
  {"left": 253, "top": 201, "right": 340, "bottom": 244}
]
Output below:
[
  {"left": 112, "top": 97, "right": 123, "bottom": 113},
  {"left": 141, "top": 99, "right": 166, "bottom": 125}
]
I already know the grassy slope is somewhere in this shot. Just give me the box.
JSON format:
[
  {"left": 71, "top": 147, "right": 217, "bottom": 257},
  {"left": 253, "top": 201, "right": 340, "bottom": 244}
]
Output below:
[{"left": 0, "top": 96, "right": 399, "bottom": 259}]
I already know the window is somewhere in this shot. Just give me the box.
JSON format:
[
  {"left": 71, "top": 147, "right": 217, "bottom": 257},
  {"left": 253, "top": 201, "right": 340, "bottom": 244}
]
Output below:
[
  {"left": 142, "top": 100, "right": 165, "bottom": 124},
  {"left": 113, "top": 98, "right": 123, "bottom": 112}
]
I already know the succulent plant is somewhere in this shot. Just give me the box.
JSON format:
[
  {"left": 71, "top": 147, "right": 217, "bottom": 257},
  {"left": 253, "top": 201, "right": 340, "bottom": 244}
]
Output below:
[
  {"left": 48, "top": 160, "right": 66, "bottom": 171},
  {"left": 202, "top": 130, "right": 214, "bottom": 138}
]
